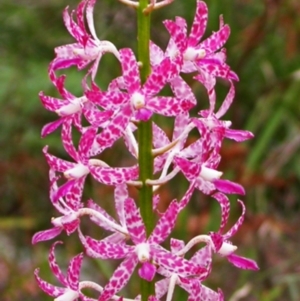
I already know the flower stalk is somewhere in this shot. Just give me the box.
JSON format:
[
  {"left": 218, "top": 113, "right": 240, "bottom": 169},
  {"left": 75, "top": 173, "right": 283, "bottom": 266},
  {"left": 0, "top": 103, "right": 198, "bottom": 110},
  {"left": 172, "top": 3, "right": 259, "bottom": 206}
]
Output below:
[{"left": 137, "top": 1, "right": 155, "bottom": 299}]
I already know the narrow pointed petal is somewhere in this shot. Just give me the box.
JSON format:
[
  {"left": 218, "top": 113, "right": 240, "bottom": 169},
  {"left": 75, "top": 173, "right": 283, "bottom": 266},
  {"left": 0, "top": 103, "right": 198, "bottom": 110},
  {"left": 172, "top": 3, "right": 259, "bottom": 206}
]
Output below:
[
  {"left": 143, "top": 58, "right": 175, "bottom": 96},
  {"left": 152, "top": 123, "right": 170, "bottom": 148},
  {"left": 67, "top": 253, "right": 83, "bottom": 290},
  {"left": 41, "top": 119, "right": 64, "bottom": 138},
  {"left": 120, "top": 48, "right": 141, "bottom": 93},
  {"left": 148, "top": 96, "right": 193, "bottom": 116},
  {"left": 39, "top": 92, "right": 68, "bottom": 111},
  {"left": 150, "top": 41, "right": 164, "bottom": 66},
  {"left": 86, "top": 90, "right": 127, "bottom": 109},
  {"left": 124, "top": 198, "right": 146, "bottom": 244},
  {"left": 52, "top": 179, "right": 79, "bottom": 203},
  {"left": 178, "top": 183, "right": 195, "bottom": 210},
  {"left": 212, "top": 192, "right": 230, "bottom": 233},
  {"left": 90, "top": 165, "right": 138, "bottom": 185},
  {"left": 172, "top": 112, "right": 190, "bottom": 141},
  {"left": 95, "top": 104, "right": 133, "bottom": 151},
  {"left": 224, "top": 129, "right": 254, "bottom": 142},
  {"left": 215, "top": 80, "right": 235, "bottom": 118},
  {"left": 224, "top": 200, "right": 246, "bottom": 239},
  {"left": 61, "top": 119, "right": 79, "bottom": 162},
  {"left": 49, "top": 241, "right": 68, "bottom": 286},
  {"left": 149, "top": 201, "right": 180, "bottom": 244},
  {"left": 34, "top": 268, "right": 65, "bottom": 297},
  {"left": 200, "top": 25, "right": 230, "bottom": 54},
  {"left": 188, "top": 1, "right": 208, "bottom": 46},
  {"left": 163, "top": 20, "right": 187, "bottom": 53},
  {"left": 99, "top": 255, "right": 138, "bottom": 301},
  {"left": 64, "top": 177, "right": 85, "bottom": 210},
  {"left": 155, "top": 278, "right": 170, "bottom": 299},
  {"left": 213, "top": 179, "right": 245, "bottom": 195},
  {"left": 78, "top": 126, "right": 97, "bottom": 160},
  {"left": 114, "top": 184, "right": 128, "bottom": 226},
  {"left": 227, "top": 253, "right": 259, "bottom": 270},
  {"left": 84, "top": 236, "right": 130, "bottom": 259},
  {"left": 170, "top": 77, "right": 196, "bottom": 107},
  {"left": 174, "top": 156, "right": 200, "bottom": 181},
  {"left": 43, "top": 146, "right": 75, "bottom": 172},
  {"left": 152, "top": 245, "right": 206, "bottom": 277},
  {"left": 32, "top": 227, "right": 63, "bottom": 244}
]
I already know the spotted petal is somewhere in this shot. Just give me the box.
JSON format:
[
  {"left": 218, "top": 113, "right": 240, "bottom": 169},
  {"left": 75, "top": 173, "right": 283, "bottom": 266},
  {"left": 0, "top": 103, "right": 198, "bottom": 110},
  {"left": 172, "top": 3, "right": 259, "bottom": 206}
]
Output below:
[
  {"left": 84, "top": 236, "right": 130, "bottom": 259},
  {"left": 124, "top": 198, "right": 146, "bottom": 244},
  {"left": 67, "top": 252, "right": 84, "bottom": 290},
  {"left": 99, "top": 255, "right": 138, "bottom": 301}
]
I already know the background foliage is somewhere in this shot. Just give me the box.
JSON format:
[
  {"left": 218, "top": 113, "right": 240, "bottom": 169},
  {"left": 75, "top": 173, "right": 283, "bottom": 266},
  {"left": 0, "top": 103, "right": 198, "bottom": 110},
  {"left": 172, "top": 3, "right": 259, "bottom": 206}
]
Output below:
[{"left": 1, "top": 0, "right": 300, "bottom": 300}]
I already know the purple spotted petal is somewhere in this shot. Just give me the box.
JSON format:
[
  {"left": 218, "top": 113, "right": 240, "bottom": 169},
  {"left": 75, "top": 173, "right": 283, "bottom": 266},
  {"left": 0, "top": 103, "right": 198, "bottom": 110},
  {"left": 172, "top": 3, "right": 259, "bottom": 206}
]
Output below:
[
  {"left": 52, "top": 179, "right": 79, "bottom": 203},
  {"left": 170, "top": 76, "right": 196, "bottom": 107},
  {"left": 39, "top": 92, "right": 68, "bottom": 111},
  {"left": 200, "top": 286, "right": 223, "bottom": 301},
  {"left": 90, "top": 165, "right": 138, "bottom": 185},
  {"left": 49, "top": 241, "right": 68, "bottom": 286},
  {"left": 114, "top": 184, "right": 128, "bottom": 226},
  {"left": 199, "top": 25, "right": 230, "bottom": 54},
  {"left": 188, "top": 1, "right": 208, "bottom": 46},
  {"left": 151, "top": 245, "right": 206, "bottom": 277},
  {"left": 149, "top": 201, "right": 180, "bottom": 244},
  {"left": 223, "top": 200, "right": 246, "bottom": 239},
  {"left": 34, "top": 268, "right": 65, "bottom": 297},
  {"left": 78, "top": 126, "right": 97, "bottom": 160},
  {"left": 86, "top": 90, "right": 127, "bottom": 109},
  {"left": 99, "top": 255, "right": 138, "bottom": 301},
  {"left": 152, "top": 122, "right": 170, "bottom": 148},
  {"left": 143, "top": 58, "right": 175, "bottom": 96},
  {"left": 124, "top": 198, "right": 146, "bottom": 244},
  {"left": 170, "top": 238, "right": 185, "bottom": 253},
  {"left": 64, "top": 177, "right": 85, "bottom": 210},
  {"left": 95, "top": 104, "right": 133, "bottom": 152},
  {"left": 61, "top": 118, "right": 78, "bottom": 162},
  {"left": 163, "top": 20, "right": 187, "bottom": 54},
  {"left": 174, "top": 156, "right": 200, "bottom": 180},
  {"left": 215, "top": 80, "right": 235, "bottom": 118},
  {"left": 120, "top": 48, "right": 140, "bottom": 93},
  {"left": 148, "top": 96, "right": 193, "bottom": 116},
  {"left": 150, "top": 41, "right": 164, "bottom": 66},
  {"left": 212, "top": 192, "right": 230, "bottom": 233},
  {"left": 84, "top": 236, "right": 130, "bottom": 259},
  {"left": 178, "top": 183, "right": 195, "bottom": 210},
  {"left": 43, "top": 146, "right": 75, "bottom": 172},
  {"left": 191, "top": 245, "right": 212, "bottom": 279},
  {"left": 155, "top": 278, "right": 170, "bottom": 299},
  {"left": 41, "top": 119, "right": 65, "bottom": 138},
  {"left": 67, "top": 252, "right": 83, "bottom": 290}
]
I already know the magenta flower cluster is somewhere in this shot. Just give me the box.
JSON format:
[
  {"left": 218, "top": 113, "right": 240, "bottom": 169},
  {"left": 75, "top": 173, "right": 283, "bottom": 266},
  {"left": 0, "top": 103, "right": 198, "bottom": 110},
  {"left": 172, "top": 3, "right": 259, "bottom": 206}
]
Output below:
[{"left": 33, "top": 0, "right": 259, "bottom": 300}]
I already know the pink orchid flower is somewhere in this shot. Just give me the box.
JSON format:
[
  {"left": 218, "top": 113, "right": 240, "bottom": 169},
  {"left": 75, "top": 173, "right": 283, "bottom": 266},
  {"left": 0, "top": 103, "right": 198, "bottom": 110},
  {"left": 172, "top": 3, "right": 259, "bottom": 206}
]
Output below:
[
  {"left": 82, "top": 196, "right": 205, "bottom": 301},
  {"left": 49, "top": 0, "right": 119, "bottom": 81},
  {"left": 34, "top": 242, "right": 87, "bottom": 301}
]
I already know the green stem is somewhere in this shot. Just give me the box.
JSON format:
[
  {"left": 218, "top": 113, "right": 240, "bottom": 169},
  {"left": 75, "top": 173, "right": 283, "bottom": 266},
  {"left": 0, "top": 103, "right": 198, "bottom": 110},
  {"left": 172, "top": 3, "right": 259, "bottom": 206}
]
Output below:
[{"left": 136, "top": 1, "right": 155, "bottom": 300}]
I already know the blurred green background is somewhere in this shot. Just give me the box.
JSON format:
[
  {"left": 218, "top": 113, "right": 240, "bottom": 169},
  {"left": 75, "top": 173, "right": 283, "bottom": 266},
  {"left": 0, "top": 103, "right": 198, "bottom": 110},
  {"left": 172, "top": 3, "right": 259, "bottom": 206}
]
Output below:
[{"left": 1, "top": 0, "right": 300, "bottom": 300}]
